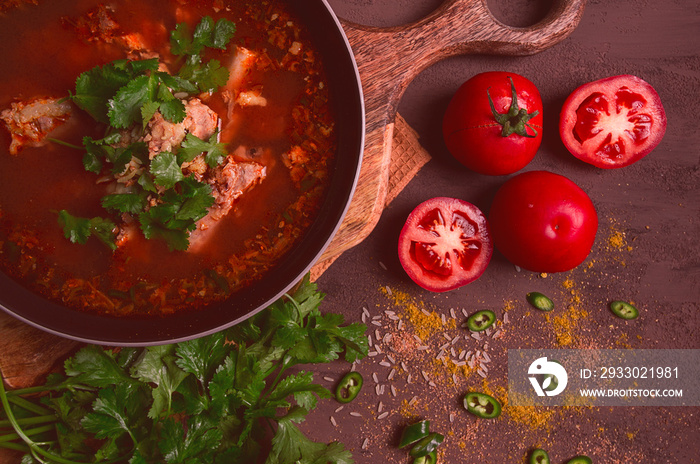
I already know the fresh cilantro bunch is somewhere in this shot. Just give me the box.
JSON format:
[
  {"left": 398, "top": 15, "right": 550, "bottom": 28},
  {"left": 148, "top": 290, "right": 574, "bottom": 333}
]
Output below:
[
  {"left": 0, "top": 276, "right": 368, "bottom": 463},
  {"left": 58, "top": 17, "right": 235, "bottom": 251}
]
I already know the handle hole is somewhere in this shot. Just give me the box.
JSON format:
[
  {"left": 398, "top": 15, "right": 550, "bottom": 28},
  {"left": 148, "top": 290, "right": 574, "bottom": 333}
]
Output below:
[
  {"left": 327, "top": 0, "right": 443, "bottom": 28},
  {"left": 486, "top": 0, "right": 554, "bottom": 27}
]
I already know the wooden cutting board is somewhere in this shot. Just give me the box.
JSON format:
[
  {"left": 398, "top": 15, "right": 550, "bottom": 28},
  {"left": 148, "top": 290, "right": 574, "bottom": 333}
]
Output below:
[
  {"left": 317, "top": 0, "right": 586, "bottom": 262},
  {"left": 0, "top": 0, "right": 586, "bottom": 387}
]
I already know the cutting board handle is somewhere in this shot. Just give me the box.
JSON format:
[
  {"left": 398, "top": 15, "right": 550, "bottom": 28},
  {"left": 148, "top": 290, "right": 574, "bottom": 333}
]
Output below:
[
  {"left": 322, "top": 0, "right": 586, "bottom": 260},
  {"left": 342, "top": 0, "right": 586, "bottom": 118},
  {"left": 345, "top": 0, "right": 585, "bottom": 75}
]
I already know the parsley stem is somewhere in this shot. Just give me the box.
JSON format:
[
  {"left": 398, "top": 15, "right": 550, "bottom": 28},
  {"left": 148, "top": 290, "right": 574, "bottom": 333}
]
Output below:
[
  {"left": 0, "top": 414, "right": 56, "bottom": 429},
  {"left": 0, "top": 440, "right": 30, "bottom": 452},
  {"left": 8, "top": 395, "right": 53, "bottom": 416},
  {"left": 0, "top": 375, "right": 94, "bottom": 464},
  {"left": 48, "top": 138, "right": 84, "bottom": 150},
  {"left": 31, "top": 447, "right": 51, "bottom": 464},
  {"left": 264, "top": 355, "right": 292, "bottom": 400},
  {"left": 0, "top": 424, "right": 54, "bottom": 443},
  {"left": 283, "top": 292, "right": 304, "bottom": 320},
  {"left": 6, "top": 380, "right": 87, "bottom": 398},
  {"left": 264, "top": 417, "right": 276, "bottom": 435},
  {"left": 5, "top": 385, "right": 55, "bottom": 396}
]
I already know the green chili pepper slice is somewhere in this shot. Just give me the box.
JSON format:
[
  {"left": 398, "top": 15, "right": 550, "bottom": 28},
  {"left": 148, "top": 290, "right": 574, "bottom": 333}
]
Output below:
[
  {"left": 527, "top": 292, "right": 554, "bottom": 311},
  {"left": 399, "top": 420, "right": 430, "bottom": 448},
  {"left": 529, "top": 448, "right": 550, "bottom": 464},
  {"left": 413, "top": 450, "right": 438, "bottom": 464},
  {"left": 335, "top": 371, "right": 363, "bottom": 403},
  {"left": 409, "top": 432, "right": 444, "bottom": 458},
  {"left": 566, "top": 456, "right": 592, "bottom": 464},
  {"left": 609, "top": 301, "right": 639, "bottom": 320},
  {"left": 466, "top": 310, "right": 496, "bottom": 332},
  {"left": 463, "top": 392, "right": 501, "bottom": 419}
]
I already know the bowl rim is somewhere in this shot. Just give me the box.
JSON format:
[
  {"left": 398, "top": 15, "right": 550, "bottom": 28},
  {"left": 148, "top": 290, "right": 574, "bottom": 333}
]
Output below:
[{"left": 0, "top": 0, "right": 365, "bottom": 346}]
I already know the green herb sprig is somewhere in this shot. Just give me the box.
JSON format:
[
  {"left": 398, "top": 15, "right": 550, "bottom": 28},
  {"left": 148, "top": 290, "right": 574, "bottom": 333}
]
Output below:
[
  {"left": 0, "top": 275, "right": 367, "bottom": 463},
  {"left": 170, "top": 16, "right": 236, "bottom": 92},
  {"left": 58, "top": 16, "right": 235, "bottom": 252}
]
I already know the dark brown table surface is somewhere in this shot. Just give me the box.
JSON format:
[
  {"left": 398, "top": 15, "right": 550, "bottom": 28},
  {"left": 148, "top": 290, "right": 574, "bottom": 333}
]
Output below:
[
  {"left": 0, "top": 1, "right": 697, "bottom": 463},
  {"left": 307, "top": 0, "right": 700, "bottom": 462}
]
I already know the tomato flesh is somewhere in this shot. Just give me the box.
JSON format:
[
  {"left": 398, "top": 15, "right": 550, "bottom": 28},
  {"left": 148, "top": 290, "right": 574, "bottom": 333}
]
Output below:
[
  {"left": 574, "top": 89, "right": 653, "bottom": 158},
  {"left": 412, "top": 209, "right": 481, "bottom": 276},
  {"left": 560, "top": 75, "right": 666, "bottom": 168},
  {"left": 398, "top": 198, "right": 492, "bottom": 292}
]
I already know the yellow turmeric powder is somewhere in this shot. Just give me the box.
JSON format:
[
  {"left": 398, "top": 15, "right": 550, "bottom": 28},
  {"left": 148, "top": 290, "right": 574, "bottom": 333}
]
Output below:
[
  {"left": 379, "top": 286, "right": 456, "bottom": 341},
  {"left": 546, "top": 277, "right": 588, "bottom": 347}
]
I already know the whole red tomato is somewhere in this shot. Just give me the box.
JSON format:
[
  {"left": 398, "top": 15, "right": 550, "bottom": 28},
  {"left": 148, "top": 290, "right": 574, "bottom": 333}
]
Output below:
[
  {"left": 443, "top": 72, "right": 543, "bottom": 176},
  {"left": 559, "top": 74, "right": 666, "bottom": 168},
  {"left": 488, "top": 171, "right": 598, "bottom": 273},
  {"left": 398, "top": 197, "right": 493, "bottom": 292}
]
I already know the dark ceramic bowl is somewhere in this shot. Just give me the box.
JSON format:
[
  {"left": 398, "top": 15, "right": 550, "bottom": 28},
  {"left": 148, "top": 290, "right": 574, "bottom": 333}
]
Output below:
[{"left": 0, "top": 0, "right": 364, "bottom": 346}]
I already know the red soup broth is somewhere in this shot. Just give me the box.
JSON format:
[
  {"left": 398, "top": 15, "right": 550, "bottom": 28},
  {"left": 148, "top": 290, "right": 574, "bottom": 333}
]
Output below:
[{"left": 0, "top": 0, "right": 336, "bottom": 316}]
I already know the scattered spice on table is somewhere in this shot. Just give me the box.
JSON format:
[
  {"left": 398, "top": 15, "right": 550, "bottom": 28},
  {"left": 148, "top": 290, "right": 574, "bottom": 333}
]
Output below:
[
  {"left": 546, "top": 278, "right": 589, "bottom": 347},
  {"left": 325, "top": 222, "right": 648, "bottom": 460}
]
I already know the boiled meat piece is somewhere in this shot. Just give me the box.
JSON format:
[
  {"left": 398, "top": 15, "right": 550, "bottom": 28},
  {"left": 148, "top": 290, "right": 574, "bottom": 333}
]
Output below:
[
  {"left": 143, "top": 98, "right": 219, "bottom": 158},
  {"left": 208, "top": 157, "right": 267, "bottom": 220},
  {"left": 1, "top": 97, "right": 72, "bottom": 155},
  {"left": 188, "top": 156, "right": 267, "bottom": 252}
]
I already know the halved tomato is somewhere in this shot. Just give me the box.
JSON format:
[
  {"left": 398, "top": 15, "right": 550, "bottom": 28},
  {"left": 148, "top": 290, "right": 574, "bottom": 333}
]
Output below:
[
  {"left": 398, "top": 197, "right": 493, "bottom": 292},
  {"left": 559, "top": 75, "right": 666, "bottom": 168}
]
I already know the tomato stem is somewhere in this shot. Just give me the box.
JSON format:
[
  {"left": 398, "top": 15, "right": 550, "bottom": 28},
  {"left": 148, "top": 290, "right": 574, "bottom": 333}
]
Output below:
[{"left": 487, "top": 77, "right": 539, "bottom": 138}]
